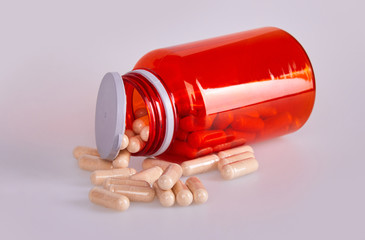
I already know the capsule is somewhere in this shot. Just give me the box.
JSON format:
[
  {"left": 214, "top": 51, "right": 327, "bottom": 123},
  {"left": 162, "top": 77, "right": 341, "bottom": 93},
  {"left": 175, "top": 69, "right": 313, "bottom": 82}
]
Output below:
[
  {"left": 158, "top": 164, "right": 183, "bottom": 190},
  {"left": 124, "top": 129, "right": 135, "bottom": 138},
  {"left": 78, "top": 155, "right": 113, "bottom": 171},
  {"left": 176, "top": 128, "right": 189, "bottom": 141},
  {"left": 220, "top": 158, "right": 259, "bottom": 180},
  {"left": 174, "top": 91, "right": 206, "bottom": 117},
  {"left": 212, "top": 138, "right": 246, "bottom": 152},
  {"left": 169, "top": 140, "right": 213, "bottom": 159},
  {"left": 241, "top": 109, "right": 260, "bottom": 118},
  {"left": 104, "top": 178, "right": 150, "bottom": 189},
  {"left": 132, "top": 115, "right": 149, "bottom": 134},
  {"left": 142, "top": 158, "right": 171, "bottom": 171},
  {"left": 89, "top": 187, "right": 130, "bottom": 211},
  {"left": 73, "top": 146, "right": 99, "bottom": 160},
  {"left": 186, "top": 177, "right": 208, "bottom": 204},
  {"left": 120, "top": 134, "right": 129, "bottom": 150},
  {"left": 217, "top": 151, "right": 255, "bottom": 171},
  {"left": 130, "top": 166, "right": 163, "bottom": 185},
  {"left": 213, "top": 111, "right": 234, "bottom": 129},
  {"left": 134, "top": 107, "right": 148, "bottom": 118},
  {"left": 187, "top": 130, "right": 227, "bottom": 149},
  {"left": 256, "top": 105, "right": 277, "bottom": 119},
  {"left": 90, "top": 168, "right": 136, "bottom": 185},
  {"left": 233, "top": 107, "right": 261, "bottom": 118},
  {"left": 181, "top": 154, "right": 220, "bottom": 176},
  {"left": 111, "top": 150, "right": 130, "bottom": 168},
  {"left": 172, "top": 180, "right": 193, "bottom": 206},
  {"left": 291, "top": 117, "right": 303, "bottom": 131},
  {"left": 194, "top": 148, "right": 214, "bottom": 158},
  {"left": 140, "top": 126, "right": 149, "bottom": 142},
  {"left": 231, "top": 115, "right": 264, "bottom": 132},
  {"left": 225, "top": 128, "right": 256, "bottom": 143},
  {"left": 260, "top": 112, "right": 293, "bottom": 138},
  {"left": 107, "top": 184, "right": 155, "bottom": 202},
  {"left": 179, "top": 114, "right": 216, "bottom": 132},
  {"left": 217, "top": 145, "right": 254, "bottom": 159},
  {"left": 153, "top": 182, "right": 175, "bottom": 207},
  {"left": 127, "top": 135, "right": 146, "bottom": 153}
]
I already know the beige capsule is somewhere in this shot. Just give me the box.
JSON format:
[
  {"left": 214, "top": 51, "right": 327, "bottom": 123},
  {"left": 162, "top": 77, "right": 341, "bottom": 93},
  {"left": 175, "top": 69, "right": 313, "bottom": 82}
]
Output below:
[
  {"left": 186, "top": 177, "right": 208, "bottom": 204},
  {"left": 181, "top": 154, "right": 220, "bottom": 176},
  {"left": 140, "top": 126, "right": 150, "bottom": 142},
  {"left": 89, "top": 187, "right": 130, "bottom": 211},
  {"left": 127, "top": 135, "right": 146, "bottom": 153},
  {"left": 217, "top": 151, "right": 255, "bottom": 171},
  {"left": 90, "top": 168, "right": 136, "bottom": 185},
  {"left": 172, "top": 180, "right": 193, "bottom": 206},
  {"left": 158, "top": 164, "right": 183, "bottom": 190},
  {"left": 132, "top": 115, "right": 149, "bottom": 134},
  {"left": 220, "top": 157, "right": 259, "bottom": 180},
  {"left": 120, "top": 134, "right": 129, "bottom": 150},
  {"left": 217, "top": 145, "right": 254, "bottom": 159},
  {"left": 135, "top": 107, "right": 148, "bottom": 118},
  {"left": 73, "top": 146, "right": 99, "bottom": 160},
  {"left": 107, "top": 184, "right": 155, "bottom": 202},
  {"left": 142, "top": 158, "right": 171, "bottom": 171},
  {"left": 104, "top": 178, "right": 150, "bottom": 189},
  {"left": 124, "top": 129, "right": 135, "bottom": 138},
  {"left": 78, "top": 155, "right": 113, "bottom": 171},
  {"left": 112, "top": 150, "right": 131, "bottom": 168},
  {"left": 153, "top": 182, "right": 175, "bottom": 207},
  {"left": 130, "top": 166, "right": 163, "bottom": 185}
]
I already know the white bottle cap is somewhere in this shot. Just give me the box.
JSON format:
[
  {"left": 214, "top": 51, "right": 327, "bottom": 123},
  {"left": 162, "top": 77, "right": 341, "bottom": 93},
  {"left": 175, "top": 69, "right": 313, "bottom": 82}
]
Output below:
[{"left": 95, "top": 72, "right": 126, "bottom": 160}]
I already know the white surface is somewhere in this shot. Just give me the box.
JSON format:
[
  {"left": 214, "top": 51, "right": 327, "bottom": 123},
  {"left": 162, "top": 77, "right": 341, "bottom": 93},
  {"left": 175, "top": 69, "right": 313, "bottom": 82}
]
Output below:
[{"left": 0, "top": 0, "right": 364, "bottom": 239}]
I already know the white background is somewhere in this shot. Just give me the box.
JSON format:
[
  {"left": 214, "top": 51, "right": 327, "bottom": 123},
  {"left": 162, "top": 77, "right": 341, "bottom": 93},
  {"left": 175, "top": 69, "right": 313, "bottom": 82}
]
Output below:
[{"left": 0, "top": 0, "right": 364, "bottom": 239}]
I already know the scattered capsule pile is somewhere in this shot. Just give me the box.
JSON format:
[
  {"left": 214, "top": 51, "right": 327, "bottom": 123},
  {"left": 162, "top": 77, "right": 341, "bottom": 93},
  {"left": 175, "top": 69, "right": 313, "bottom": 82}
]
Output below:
[{"left": 74, "top": 108, "right": 259, "bottom": 211}]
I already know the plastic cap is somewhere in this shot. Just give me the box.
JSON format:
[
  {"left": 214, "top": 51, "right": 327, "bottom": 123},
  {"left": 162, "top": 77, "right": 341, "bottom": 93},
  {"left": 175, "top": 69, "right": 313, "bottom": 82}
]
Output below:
[{"left": 95, "top": 72, "right": 126, "bottom": 160}]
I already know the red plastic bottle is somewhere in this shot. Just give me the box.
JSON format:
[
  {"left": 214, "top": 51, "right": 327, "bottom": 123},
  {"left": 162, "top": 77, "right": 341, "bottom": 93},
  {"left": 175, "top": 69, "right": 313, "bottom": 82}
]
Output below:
[{"left": 95, "top": 27, "right": 315, "bottom": 161}]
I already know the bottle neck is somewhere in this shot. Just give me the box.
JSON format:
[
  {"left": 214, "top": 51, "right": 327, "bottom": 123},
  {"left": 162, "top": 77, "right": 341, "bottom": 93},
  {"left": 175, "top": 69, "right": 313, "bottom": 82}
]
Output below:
[{"left": 122, "top": 69, "right": 175, "bottom": 156}]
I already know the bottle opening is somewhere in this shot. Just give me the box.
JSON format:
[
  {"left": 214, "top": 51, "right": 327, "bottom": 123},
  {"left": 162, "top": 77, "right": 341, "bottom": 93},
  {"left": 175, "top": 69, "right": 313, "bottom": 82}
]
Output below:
[
  {"left": 123, "top": 76, "right": 160, "bottom": 156},
  {"left": 122, "top": 70, "right": 175, "bottom": 157}
]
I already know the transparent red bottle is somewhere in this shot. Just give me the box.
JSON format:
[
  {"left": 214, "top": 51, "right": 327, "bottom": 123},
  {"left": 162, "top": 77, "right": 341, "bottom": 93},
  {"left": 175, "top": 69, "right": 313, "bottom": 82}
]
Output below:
[{"left": 95, "top": 27, "right": 315, "bottom": 161}]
